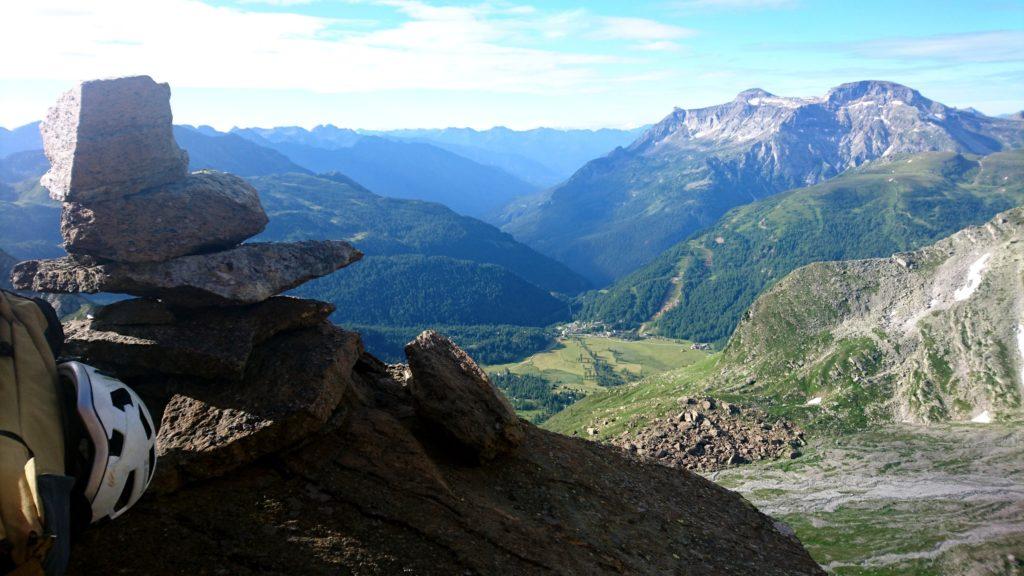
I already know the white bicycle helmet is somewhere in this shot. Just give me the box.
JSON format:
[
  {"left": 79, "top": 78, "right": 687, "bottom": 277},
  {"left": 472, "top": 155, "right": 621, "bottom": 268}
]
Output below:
[{"left": 57, "top": 361, "right": 157, "bottom": 523}]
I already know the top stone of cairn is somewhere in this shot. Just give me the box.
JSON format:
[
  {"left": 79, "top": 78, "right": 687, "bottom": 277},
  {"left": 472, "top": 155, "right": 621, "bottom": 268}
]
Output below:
[{"left": 40, "top": 75, "right": 189, "bottom": 203}]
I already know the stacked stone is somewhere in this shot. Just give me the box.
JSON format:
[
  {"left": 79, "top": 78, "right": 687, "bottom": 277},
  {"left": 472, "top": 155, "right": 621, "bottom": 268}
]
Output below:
[
  {"left": 10, "top": 76, "right": 366, "bottom": 491},
  {"left": 12, "top": 75, "right": 361, "bottom": 307}
]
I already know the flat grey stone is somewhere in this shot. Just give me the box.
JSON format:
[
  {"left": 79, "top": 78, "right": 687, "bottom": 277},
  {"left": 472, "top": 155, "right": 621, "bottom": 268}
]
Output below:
[{"left": 12, "top": 241, "right": 362, "bottom": 306}]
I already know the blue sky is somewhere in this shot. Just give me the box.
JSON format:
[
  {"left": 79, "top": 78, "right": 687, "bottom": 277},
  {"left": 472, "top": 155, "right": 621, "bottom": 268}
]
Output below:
[{"left": 1, "top": 0, "right": 1022, "bottom": 130}]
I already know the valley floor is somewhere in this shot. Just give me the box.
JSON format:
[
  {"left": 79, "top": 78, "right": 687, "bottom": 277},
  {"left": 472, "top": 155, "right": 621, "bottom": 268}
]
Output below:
[
  {"left": 486, "top": 335, "right": 708, "bottom": 394},
  {"left": 711, "top": 423, "right": 1024, "bottom": 575}
]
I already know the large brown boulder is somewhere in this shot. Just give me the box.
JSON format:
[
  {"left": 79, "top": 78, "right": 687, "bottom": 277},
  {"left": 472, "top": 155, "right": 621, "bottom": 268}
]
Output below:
[
  {"left": 153, "top": 324, "right": 362, "bottom": 492},
  {"left": 40, "top": 76, "right": 189, "bottom": 203},
  {"left": 12, "top": 240, "right": 362, "bottom": 306},
  {"left": 61, "top": 171, "right": 268, "bottom": 263},
  {"left": 63, "top": 297, "right": 334, "bottom": 381},
  {"left": 404, "top": 330, "right": 523, "bottom": 459}
]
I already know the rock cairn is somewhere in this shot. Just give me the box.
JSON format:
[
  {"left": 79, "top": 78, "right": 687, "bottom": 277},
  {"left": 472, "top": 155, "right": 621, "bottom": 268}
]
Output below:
[
  {"left": 610, "top": 396, "right": 805, "bottom": 473},
  {"left": 13, "top": 76, "right": 360, "bottom": 305}
]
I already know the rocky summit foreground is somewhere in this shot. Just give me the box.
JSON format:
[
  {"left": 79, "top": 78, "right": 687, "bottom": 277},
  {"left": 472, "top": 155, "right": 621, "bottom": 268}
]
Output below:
[{"left": 14, "top": 76, "right": 823, "bottom": 575}]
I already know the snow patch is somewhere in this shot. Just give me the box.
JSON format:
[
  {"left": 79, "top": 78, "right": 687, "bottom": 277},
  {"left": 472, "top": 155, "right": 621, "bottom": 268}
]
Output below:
[
  {"left": 806, "top": 396, "right": 823, "bottom": 406},
  {"left": 971, "top": 411, "right": 992, "bottom": 424},
  {"left": 746, "top": 97, "right": 806, "bottom": 109},
  {"left": 953, "top": 253, "right": 992, "bottom": 302}
]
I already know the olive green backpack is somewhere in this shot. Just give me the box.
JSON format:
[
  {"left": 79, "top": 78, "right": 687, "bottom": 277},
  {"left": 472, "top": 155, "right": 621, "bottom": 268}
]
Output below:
[{"left": 0, "top": 290, "right": 75, "bottom": 576}]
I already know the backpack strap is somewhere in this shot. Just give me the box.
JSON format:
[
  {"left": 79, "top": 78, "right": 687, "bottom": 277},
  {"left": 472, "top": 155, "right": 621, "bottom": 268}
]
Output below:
[{"left": 0, "top": 433, "right": 31, "bottom": 460}]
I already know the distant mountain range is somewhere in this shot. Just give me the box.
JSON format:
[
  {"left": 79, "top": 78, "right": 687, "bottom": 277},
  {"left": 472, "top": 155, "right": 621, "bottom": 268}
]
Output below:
[
  {"left": 0, "top": 123, "right": 43, "bottom": 158},
  {"left": 1, "top": 122, "right": 638, "bottom": 222},
  {"left": 503, "top": 81, "right": 1024, "bottom": 284},
  {"left": 369, "top": 126, "right": 646, "bottom": 187},
  {"left": 232, "top": 131, "right": 538, "bottom": 220},
  {"left": 581, "top": 150, "right": 1024, "bottom": 344},
  {"left": 172, "top": 126, "right": 309, "bottom": 176}
]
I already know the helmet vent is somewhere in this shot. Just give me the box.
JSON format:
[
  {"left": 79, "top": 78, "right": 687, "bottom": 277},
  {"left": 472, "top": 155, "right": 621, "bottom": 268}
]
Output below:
[
  {"left": 110, "top": 388, "right": 133, "bottom": 410},
  {"left": 139, "top": 406, "right": 152, "bottom": 439},
  {"left": 114, "top": 470, "right": 136, "bottom": 513},
  {"left": 148, "top": 446, "right": 156, "bottom": 482},
  {"left": 109, "top": 430, "right": 125, "bottom": 457}
]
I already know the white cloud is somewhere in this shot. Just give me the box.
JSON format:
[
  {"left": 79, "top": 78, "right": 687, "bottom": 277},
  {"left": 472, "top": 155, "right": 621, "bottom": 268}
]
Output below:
[
  {"left": 634, "top": 41, "right": 684, "bottom": 52},
  {"left": 0, "top": 0, "right": 684, "bottom": 96},
  {"left": 855, "top": 30, "right": 1024, "bottom": 63},
  {"left": 237, "top": 0, "right": 319, "bottom": 6},
  {"left": 671, "top": 0, "right": 796, "bottom": 10},
  {"left": 591, "top": 16, "right": 696, "bottom": 41}
]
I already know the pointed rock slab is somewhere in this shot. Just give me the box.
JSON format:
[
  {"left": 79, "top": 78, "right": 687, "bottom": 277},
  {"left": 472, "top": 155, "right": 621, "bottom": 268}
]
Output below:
[
  {"left": 11, "top": 240, "right": 362, "bottom": 306},
  {"left": 63, "top": 297, "right": 335, "bottom": 381},
  {"left": 404, "top": 330, "right": 523, "bottom": 460},
  {"left": 40, "top": 76, "right": 189, "bottom": 202},
  {"left": 62, "top": 171, "right": 268, "bottom": 263},
  {"left": 152, "top": 324, "right": 363, "bottom": 492}
]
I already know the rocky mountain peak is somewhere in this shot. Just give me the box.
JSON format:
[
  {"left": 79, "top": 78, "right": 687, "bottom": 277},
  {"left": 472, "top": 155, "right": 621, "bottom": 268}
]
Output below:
[
  {"left": 734, "top": 87, "right": 776, "bottom": 101},
  {"left": 629, "top": 79, "right": 1022, "bottom": 164},
  {"left": 825, "top": 79, "right": 927, "bottom": 107},
  {"left": 503, "top": 80, "right": 1024, "bottom": 284}
]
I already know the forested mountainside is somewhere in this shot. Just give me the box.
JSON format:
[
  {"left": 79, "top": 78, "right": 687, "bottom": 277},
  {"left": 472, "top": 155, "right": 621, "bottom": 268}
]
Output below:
[
  {"left": 504, "top": 81, "right": 1024, "bottom": 284},
  {"left": 250, "top": 172, "right": 588, "bottom": 295},
  {"left": 0, "top": 156, "right": 62, "bottom": 258},
  {"left": 294, "top": 254, "right": 569, "bottom": 326},
  {"left": 720, "top": 206, "right": 1024, "bottom": 429},
  {"left": 0, "top": 148, "right": 48, "bottom": 186},
  {"left": 581, "top": 150, "right": 1024, "bottom": 344}
]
